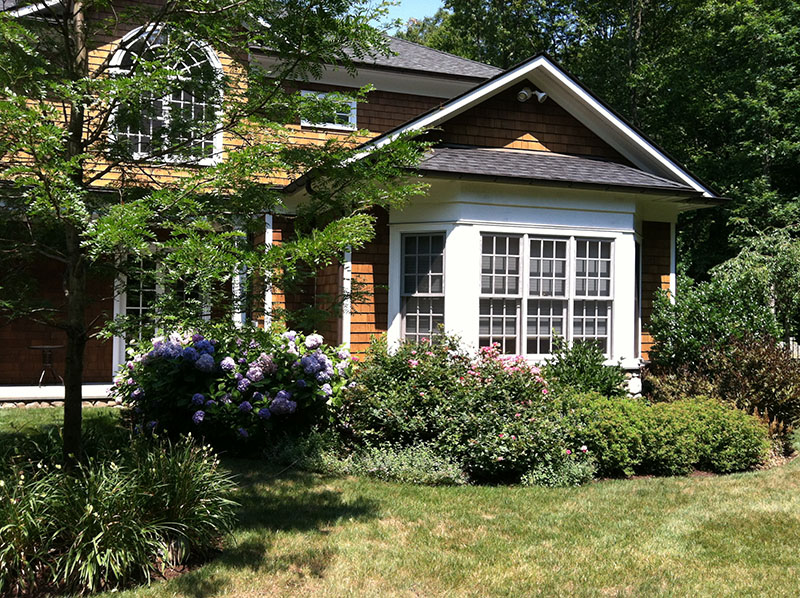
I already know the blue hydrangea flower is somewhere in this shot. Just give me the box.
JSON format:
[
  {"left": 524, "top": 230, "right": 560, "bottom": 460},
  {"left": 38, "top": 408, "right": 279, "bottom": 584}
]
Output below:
[
  {"left": 239, "top": 401, "right": 252, "bottom": 413},
  {"left": 220, "top": 356, "right": 236, "bottom": 372},
  {"left": 182, "top": 347, "right": 199, "bottom": 362},
  {"left": 234, "top": 372, "right": 243, "bottom": 381},
  {"left": 282, "top": 330, "right": 297, "bottom": 341},
  {"left": 237, "top": 427, "right": 249, "bottom": 438},
  {"left": 270, "top": 396, "right": 297, "bottom": 415},
  {"left": 192, "top": 410, "right": 205, "bottom": 424},
  {"left": 195, "top": 339, "right": 215, "bottom": 355},
  {"left": 337, "top": 349, "right": 350, "bottom": 360},
  {"left": 275, "top": 389, "right": 292, "bottom": 401},
  {"left": 301, "top": 355, "right": 320, "bottom": 374},
  {"left": 192, "top": 393, "right": 205, "bottom": 405},
  {"left": 195, "top": 353, "right": 215, "bottom": 373},
  {"left": 237, "top": 377, "right": 251, "bottom": 392},
  {"left": 252, "top": 392, "right": 264, "bottom": 401},
  {"left": 247, "top": 366, "right": 264, "bottom": 382},
  {"left": 146, "top": 420, "right": 158, "bottom": 431},
  {"left": 304, "top": 334, "right": 323, "bottom": 350},
  {"left": 321, "top": 383, "right": 333, "bottom": 396},
  {"left": 258, "top": 407, "right": 271, "bottom": 419},
  {"left": 296, "top": 379, "right": 307, "bottom": 388},
  {"left": 238, "top": 357, "right": 248, "bottom": 365},
  {"left": 205, "top": 399, "right": 217, "bottom": 407},
  {"left": 131, "top": 387, "right": 144, "bottom": 400},
  {"left": 316, "top": 369, "right": 331, "bottom": 382},
  {"left": 221, "top": 393, "right": 232, "bottom": 404},
  {"left": 192, "top": 333, "right": 204, "bottom": 343}
]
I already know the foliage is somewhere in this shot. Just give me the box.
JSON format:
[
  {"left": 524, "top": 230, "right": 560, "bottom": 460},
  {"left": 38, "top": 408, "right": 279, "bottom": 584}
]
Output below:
[
  {"left": 0, "top": 0, "right": 427, "bottom": 460},
  {"left": 545, "top": 337, "right": 627, "bottom": 397},
  {"left": 558, "top": 392, "right": 648, "bottom": 478},
  {"left": 521, "top": 450, "right": 596, "bottom": 488},
  {"left": 559, "top": 392, "right": 769, "bottom": 477},
  {"left": 343, "top": 443, "right": 468, "bottom": 486},
  {"left": 0, "top": 436, "right": 236, "bottom": 597},
  {"left": 341, "top": 337, "right": 568, "bottom": 483},
  {"left": 647, "top": 336, "right": 800, "bottom": 438},
  {"left": 649, "top": 274, "right": 782, "bottom": 367},
  {"left": 112, "top": 324, "right": 354, "bottom": 451}
]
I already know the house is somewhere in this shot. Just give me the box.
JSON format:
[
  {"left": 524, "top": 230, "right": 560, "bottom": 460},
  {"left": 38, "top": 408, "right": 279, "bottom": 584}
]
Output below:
[{"left": 0, "top": 2, "right": 721, "bottom": 394}]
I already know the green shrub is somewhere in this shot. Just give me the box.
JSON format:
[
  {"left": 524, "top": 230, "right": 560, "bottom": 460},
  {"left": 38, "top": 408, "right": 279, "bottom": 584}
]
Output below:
[
  {"left": 640, "top": 402, "right": 700, "bottom": 476},
  {"left": 646, "top": 336, "right": 800, "bottom": 441},
  {"left": 346, "top": 444, "right": 467, "bottom": 486},
  {"left": 545, "top": 337, "right": 627, "bottom": 397},
  {"left": 342, "top": 337, "right": 556, "bottom": 483},
  {"left": 521, "top": 451, "right": 597, "bottom": 488},
  {"left": 649, "top": 274, "right": 781, "bottom": 368},
  {"left": 559, "top": 392, "right": 647, "bottom": 478},
  {"left": 112, "top": 324, "right": 354, "bottom": 451},
  {"left": 0, "top": 436, "right": 237, "bottom": 596}
]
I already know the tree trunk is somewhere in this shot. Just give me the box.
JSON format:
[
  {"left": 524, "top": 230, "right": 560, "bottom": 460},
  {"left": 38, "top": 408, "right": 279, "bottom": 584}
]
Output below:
[
  {"left": 62, "top": 225, "right": 88, "bottom": 464},
  {"left": 62, "top": 0, "right": 89, "bottom": 466}
]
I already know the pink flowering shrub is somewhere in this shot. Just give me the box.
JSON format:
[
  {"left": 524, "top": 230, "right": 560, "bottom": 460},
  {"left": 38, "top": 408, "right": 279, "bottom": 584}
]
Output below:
[
  {"left": 340, "top": 336, "right": 573, "bottom": 483},
  {"left": 111, "top": 324, "right": 354, "bottom": 451}
]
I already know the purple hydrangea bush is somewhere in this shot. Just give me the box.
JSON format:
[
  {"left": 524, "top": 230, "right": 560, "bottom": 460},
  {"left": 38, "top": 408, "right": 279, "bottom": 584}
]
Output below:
[{"left": 112, "top": 327, "right": 355, "bottom": 449}]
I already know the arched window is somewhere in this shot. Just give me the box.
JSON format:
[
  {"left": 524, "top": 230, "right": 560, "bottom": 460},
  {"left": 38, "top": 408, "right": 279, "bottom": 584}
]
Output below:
[{"left": 110, "top": 27, "right": 223, "bottom": 165}]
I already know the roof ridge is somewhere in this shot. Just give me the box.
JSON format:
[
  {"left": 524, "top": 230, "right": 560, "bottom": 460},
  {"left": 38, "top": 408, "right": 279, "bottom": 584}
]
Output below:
[{"left": 386, "top": 35, "right": 502, "bottom": 72}]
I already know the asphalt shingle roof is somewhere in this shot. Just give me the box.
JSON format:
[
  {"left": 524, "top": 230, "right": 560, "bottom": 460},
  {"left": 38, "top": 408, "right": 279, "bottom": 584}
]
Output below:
[
  {"left": 417, "top": 147, "right": 698, "bottom": 193},
  {"left": 358, "top": 37, "right": 502, "bottom": 80}
]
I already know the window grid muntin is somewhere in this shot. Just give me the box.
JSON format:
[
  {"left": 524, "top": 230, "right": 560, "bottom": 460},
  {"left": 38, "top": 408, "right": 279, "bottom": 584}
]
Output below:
[
  {"left": 481, "top": 234, "right": 521, "bottom": 296},
  {"left": 526, "top": 298, "right": 567, "bottom": 355},
  {"left": 575, "top": 238, "right": 613, "bottom": 298},
  {"left": 572, "top": 300, "right": 611, "bottom": 353},
  {"left": 479, "top": 298, "right": 519, "bottom": 354},
  {"left": 401, "top": 233, "right": 445, "bottom": 342},
  {"left": 480, "top": 233, "right": 614, "bottom": 357}
]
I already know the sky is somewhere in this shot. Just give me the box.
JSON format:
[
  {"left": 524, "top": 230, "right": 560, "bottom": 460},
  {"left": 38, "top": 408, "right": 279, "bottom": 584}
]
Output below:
[{"left": 378, "top": 0, "right": 444, "bottom": 33}]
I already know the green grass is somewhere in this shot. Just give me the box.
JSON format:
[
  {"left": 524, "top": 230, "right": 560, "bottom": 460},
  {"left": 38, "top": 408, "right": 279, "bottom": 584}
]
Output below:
[{"left": 4, "top": 408, "right": 800, "bottom": 597}]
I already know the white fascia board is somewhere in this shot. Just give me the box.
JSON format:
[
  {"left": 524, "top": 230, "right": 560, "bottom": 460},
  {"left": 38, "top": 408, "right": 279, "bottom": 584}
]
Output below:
[
  {"left": 525, "top": 63, "right": 715, "bottom": 198},
  {"left": 251, "top": 54, "right": 478, "bottom": 99},
  {"left": 8, "top": 0, "right": 60, "bottom": 18}
]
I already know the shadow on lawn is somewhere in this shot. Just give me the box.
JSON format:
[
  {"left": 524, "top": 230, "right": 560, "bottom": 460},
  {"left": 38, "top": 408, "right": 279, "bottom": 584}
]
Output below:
[{"left": 169, "top": 459, "right": 379, "bottom": 598}]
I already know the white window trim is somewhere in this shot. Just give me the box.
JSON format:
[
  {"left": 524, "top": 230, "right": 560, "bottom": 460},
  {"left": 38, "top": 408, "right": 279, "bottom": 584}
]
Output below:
[
  {"left": 300, "top": 90, "right": 357, "bottom": 131},
  {"left": 108, "top": 25, "right": 225, "bottom": 166}
]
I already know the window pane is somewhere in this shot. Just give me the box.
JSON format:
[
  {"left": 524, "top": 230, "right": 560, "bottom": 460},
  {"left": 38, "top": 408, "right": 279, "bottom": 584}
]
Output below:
[
  {"left": 402, "top": 234, "right": 445, "bottom": 342},
  {"left": 526, "top": 299, "right": 566, "bottom": 356},
  {"left": 481, "top": 234, "right": 521, "bottom": 298},
  {"left": 479, "top": 298, "right": 518, "bottom": 353}
]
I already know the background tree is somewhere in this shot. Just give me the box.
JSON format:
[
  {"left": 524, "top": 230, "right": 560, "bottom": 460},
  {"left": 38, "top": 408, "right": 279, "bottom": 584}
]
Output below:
[
  {"left": 398, "top": 0, "right": 800, "bottom": 281},
  {"left": 0, "top": 0, "right": 426, "bottom": 462}
]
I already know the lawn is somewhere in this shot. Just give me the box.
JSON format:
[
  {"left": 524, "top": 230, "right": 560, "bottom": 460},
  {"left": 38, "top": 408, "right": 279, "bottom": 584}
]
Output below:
[{"left": 4, "top": 408, "right": 799, "bottom": 597}]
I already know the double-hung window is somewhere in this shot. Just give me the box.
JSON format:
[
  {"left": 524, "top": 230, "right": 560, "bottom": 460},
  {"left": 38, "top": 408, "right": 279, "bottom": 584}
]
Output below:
[
  {"left": 479, "top": 233, "right": 613, "bottom": 356},
  {"left": 401, "top": 233, "right": 445, "bottom": 342}
]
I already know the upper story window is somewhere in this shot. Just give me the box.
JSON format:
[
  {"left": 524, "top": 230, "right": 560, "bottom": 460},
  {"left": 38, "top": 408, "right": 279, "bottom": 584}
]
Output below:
[
  {"left": 110, "top": 27, "right": 223, "bottom": 165},
  {"left": 479, "top": 233, "right": 613, "bottom": 356},
  {"left": 300, "top": 90, "right": 357, "bottom": 131}
]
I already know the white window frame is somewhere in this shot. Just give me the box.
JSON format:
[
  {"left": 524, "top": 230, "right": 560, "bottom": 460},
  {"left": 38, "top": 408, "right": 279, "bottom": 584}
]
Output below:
[
  {"left": 400, "top": 232, "right": 446, "bottom": 342},
  {"left": 479, "top": 232, "right": 615, "bottom": 358},
  {"left": 300, "top": 90, "right": 357, "bottom": 131},
  {"left": 108, "top": 25, "right": 224, "bottom": 166}
]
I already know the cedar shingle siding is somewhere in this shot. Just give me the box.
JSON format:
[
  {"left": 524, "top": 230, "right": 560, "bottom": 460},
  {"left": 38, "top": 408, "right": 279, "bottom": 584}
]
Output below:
[{"left": 640, "top": 221, "right": 672, "bottom": 360}]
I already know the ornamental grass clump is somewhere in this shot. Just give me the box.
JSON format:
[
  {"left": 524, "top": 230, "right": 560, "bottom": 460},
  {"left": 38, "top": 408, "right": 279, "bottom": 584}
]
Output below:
[
  {"left": 0, "top": 436, "right": 236, "bottom": 597},
  {"left": 112, "top": 325, "right": 355, "bottom": 451}
]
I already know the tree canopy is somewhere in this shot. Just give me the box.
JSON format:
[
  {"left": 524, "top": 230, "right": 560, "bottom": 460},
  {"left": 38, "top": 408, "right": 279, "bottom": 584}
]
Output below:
[{"left": 0, "top": 0, "right": 426, "bottom": 460}]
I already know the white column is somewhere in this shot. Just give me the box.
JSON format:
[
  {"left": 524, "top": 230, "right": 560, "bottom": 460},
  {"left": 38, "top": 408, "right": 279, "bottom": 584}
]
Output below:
[
  {"left": 444, "top": 224, "right": 479, "bottom": 351},
  {"left": 262, "top": 214, "right": 273, "bottom": 328},
  {"left": 341, "top": 247, "right": 352, "bottom": 347},
  {"left": 613, "top": 231, "right": 638, "bottom": 365},
  {"left": 669, "top": 220, "right": 677, "bottom": 298}
]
